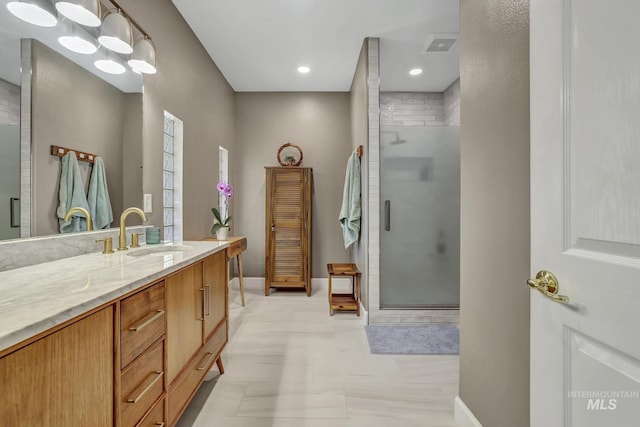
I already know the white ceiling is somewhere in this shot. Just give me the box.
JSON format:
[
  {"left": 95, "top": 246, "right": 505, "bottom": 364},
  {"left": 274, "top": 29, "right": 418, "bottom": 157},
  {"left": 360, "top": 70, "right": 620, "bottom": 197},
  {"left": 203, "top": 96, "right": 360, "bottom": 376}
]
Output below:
[{"left": 171, "top": 0, "right": 459, "bottom": 92}]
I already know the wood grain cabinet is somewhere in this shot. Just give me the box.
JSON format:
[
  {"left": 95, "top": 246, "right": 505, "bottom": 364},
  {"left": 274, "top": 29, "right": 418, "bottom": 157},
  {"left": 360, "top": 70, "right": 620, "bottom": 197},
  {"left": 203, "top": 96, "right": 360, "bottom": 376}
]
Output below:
[
  {"left": 166, "top": 251, "right": 228, "bottom": 426},
  {"left": 0, "top": 307, "right": 114, "bottom": 427},
  {"left": 265, "top": 167, "right": 312, "bottom": 296},
  {"left": 119, "top": 282, "right": 166, "bottom": 427},
  {"left": 0, "top": 248, "right": 228, "bottom": 427}
]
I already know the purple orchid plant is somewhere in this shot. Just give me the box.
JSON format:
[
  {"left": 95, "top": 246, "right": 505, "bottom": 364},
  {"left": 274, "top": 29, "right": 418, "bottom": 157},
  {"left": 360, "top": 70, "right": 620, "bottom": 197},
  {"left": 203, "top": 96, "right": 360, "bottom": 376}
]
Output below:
[{"left": 211, "top": 181, "right": 233, "bottom": 235}]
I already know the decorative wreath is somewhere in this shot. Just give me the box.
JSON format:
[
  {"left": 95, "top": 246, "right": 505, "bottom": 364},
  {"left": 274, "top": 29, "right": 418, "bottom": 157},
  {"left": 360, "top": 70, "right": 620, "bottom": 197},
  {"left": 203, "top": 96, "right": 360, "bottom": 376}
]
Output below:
[{"left": 277, "top": 143, "right": 303, "bottom": 167}]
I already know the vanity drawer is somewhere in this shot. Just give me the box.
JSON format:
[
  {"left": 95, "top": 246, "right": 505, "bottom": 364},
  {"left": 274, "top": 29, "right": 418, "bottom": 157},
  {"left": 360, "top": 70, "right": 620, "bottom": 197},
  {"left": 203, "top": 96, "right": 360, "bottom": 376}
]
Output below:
[
  {"left": 136, "top": 397, "right": 165, "bottom": 427},
  {"left": 121, "top": 341, "right": 165, "bottom": 427},
  {"left": 168, "top": 320, "right": 227, "bottom": 426},
  {"left": 121, "top": 281, "right": 166, "bottom": 368}
]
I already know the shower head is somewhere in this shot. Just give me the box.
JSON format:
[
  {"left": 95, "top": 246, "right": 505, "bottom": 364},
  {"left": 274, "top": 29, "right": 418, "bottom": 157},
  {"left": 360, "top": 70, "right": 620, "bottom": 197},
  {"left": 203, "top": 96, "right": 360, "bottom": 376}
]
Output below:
[{"left": 382, "top": 131, "right": 407, "bottom": 145}]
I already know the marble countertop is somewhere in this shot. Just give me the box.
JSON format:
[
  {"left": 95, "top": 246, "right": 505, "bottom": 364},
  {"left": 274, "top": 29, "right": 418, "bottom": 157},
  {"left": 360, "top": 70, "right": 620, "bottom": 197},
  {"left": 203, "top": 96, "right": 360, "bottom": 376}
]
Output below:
[{"left": 0, "top": 240, "right": 228, "bottom": 354}]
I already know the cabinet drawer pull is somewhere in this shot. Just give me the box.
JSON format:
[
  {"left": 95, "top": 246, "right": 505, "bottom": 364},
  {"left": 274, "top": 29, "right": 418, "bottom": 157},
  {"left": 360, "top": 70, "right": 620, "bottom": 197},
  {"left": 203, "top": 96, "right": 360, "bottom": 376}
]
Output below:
[
  {"left": 155, "top": 423, "right": 165, "bottom": 427},
  {"left": 126, "top": 371, "right": 164, "bottom": 403},
  {"left": 205, "top": 284, "right": 211, "bottom": 316},
  {"left": 128, "top": 309, "right": 164, "bottom": 332},
  {"left": 197, "top": 352, "right": 215, "bottom": 371}
]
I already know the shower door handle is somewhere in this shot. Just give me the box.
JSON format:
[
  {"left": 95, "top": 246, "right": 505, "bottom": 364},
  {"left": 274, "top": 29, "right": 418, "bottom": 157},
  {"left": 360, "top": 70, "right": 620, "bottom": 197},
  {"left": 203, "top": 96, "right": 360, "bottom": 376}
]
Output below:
[{"left": 384, "top": 200, "right": 391, "bottom": 231}]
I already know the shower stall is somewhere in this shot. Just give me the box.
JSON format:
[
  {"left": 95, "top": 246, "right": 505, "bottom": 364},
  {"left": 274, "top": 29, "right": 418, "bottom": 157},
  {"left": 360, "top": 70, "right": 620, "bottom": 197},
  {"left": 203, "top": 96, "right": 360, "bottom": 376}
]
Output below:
[{"left": 380, "top": 125, "right": 460, "bottom": 309}]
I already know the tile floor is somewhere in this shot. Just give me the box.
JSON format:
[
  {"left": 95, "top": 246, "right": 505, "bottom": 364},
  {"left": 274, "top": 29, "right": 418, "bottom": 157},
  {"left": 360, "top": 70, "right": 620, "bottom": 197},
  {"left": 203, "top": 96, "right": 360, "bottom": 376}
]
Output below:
[{"left": 175, "top": 284, "right": 459, "bottom": 427}]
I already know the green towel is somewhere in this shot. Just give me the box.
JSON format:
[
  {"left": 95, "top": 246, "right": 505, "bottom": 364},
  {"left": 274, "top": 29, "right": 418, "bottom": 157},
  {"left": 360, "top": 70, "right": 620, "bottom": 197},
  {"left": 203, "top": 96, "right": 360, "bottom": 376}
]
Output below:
[
  {"left": 56, "top": 151, "right": 90, "bottom": 233},
  {"left": 88, "top": 156, "right": 113, "bottom": 230},
  {"left": 339, "top": 152, "right": 361, "bottom": 249}
]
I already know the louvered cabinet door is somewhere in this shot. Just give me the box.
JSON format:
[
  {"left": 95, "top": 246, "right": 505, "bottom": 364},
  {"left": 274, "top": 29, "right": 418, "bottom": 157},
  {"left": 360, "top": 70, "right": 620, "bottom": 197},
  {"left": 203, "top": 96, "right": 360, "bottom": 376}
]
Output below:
[{"left": 265, "top": 167, "right": 312, "bottom": 296}]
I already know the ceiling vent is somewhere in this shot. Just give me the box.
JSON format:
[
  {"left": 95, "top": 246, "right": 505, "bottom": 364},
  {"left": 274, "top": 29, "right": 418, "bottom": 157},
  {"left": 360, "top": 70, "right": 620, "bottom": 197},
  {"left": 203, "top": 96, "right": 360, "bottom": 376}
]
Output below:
[{"left": 422, "top": 33, "right": 458, "bottom": 53}]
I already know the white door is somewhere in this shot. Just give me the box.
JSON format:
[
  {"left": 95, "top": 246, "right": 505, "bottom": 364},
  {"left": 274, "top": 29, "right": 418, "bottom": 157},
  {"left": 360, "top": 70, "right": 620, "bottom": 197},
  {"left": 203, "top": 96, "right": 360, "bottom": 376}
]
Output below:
[{"left": 531, "top": 1, "right": 640, "bottom": 426}]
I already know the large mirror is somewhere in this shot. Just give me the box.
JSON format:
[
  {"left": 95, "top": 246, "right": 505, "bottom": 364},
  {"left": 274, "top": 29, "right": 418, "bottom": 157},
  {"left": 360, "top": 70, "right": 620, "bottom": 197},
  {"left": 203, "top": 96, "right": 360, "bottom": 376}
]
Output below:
[{"left": 0, "top": 1, "right": 144, "bottom": 241}]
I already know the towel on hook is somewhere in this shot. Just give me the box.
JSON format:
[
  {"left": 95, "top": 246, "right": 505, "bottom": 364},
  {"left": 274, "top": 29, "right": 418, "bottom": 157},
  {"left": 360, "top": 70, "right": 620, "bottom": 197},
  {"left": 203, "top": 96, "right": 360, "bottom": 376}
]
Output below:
[
  {"left": 339, "top": 151, "right": 361, "bottom": 249},
  {"left": 88, "top": 156, "right": 113, "bottom": 230},
  {"left": 56, "top": 151, "right": 90, "bottom": 233}
]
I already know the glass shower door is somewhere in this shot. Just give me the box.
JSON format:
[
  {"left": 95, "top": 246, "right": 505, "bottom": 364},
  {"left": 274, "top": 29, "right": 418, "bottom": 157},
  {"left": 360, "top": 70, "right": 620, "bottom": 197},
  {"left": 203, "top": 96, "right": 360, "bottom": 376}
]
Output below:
[{"left": 380, "top": 126, "right": 460, "bottom": 308}]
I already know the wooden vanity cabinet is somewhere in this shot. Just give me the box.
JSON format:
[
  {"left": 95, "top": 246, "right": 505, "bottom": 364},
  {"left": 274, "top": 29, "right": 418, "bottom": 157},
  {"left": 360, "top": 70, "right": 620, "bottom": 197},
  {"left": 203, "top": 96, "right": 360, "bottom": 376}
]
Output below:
[
  {"left": 166, "top": 264, "right": 203, "bottom": 384},
  {"left": 0, "top": 247, "right": 228, "bottom": 427},
  {"left": 0, "top": 307, "right": 114, "bottom": 427},
  {"left": 203, "top": 249, "right": 227, "bottom": 338},
  {"left": 119, "top": 281, "right": 167, "bottom": 427},
  {"left": 166, "top": 251, "right": 228, "bottom": 426}
]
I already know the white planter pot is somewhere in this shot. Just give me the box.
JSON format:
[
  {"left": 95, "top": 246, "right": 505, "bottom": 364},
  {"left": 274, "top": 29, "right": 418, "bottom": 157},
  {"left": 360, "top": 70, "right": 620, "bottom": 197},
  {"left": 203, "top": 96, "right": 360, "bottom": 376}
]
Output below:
[{"left": 216, "top": 226, "right": 230, "bottom": 240}]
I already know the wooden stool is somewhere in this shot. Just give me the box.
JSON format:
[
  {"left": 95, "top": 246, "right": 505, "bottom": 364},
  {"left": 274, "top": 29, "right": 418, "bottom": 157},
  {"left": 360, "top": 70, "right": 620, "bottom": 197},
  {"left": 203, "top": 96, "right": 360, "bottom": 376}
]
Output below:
[{"left": 327, "top": 263, "right": 361, "bottom": 316}]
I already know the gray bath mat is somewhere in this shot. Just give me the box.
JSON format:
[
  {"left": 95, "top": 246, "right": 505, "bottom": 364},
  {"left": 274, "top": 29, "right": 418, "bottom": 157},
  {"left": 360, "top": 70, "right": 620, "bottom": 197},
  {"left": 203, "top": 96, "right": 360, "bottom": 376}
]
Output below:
[{"left": 365, "top": 324, "right": 459, "bottom": 354}]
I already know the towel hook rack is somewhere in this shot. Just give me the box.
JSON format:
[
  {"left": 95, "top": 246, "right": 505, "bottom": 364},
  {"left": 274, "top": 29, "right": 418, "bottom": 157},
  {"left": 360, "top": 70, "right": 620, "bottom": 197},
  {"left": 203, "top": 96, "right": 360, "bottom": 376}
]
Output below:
[{"left": 51, "top": 145, "right": 97, "bottom": 164}]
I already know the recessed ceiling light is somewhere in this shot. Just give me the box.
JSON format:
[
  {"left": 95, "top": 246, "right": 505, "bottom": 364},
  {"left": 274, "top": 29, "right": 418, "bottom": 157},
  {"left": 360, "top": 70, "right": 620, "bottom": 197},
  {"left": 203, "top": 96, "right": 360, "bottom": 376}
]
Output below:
[
  {"left": 297, "top": 66, "right": 310, "bottom": 74},
  {"left": 409, "top": 68, "right": 423, "bottom": 76}
]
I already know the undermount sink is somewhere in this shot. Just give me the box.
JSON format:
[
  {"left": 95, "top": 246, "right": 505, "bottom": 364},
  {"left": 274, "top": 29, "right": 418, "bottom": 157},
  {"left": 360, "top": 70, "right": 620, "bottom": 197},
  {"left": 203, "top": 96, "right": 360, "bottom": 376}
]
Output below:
[{"left": 126, "top": 245, "right": 194, "bottom": 257}]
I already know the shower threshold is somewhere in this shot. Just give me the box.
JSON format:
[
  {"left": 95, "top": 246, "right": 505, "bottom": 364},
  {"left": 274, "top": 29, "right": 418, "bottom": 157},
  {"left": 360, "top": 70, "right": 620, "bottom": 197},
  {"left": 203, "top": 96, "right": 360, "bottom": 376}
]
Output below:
[{"left": 380, "top": 304, "right": 460, "bottom": 310}]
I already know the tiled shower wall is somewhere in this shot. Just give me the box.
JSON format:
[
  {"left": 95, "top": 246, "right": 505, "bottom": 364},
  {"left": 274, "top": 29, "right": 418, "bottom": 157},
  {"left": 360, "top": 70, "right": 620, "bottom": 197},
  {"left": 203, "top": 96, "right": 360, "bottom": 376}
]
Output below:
[
  {"left": 443, "top": 79, "right": 461, "bottom": 126},
  {"left": 380, "top": 78, "right": 460, "bottom": 127},
  {"left": 0, "top": 78, "right": 20, "bottom": 126}
]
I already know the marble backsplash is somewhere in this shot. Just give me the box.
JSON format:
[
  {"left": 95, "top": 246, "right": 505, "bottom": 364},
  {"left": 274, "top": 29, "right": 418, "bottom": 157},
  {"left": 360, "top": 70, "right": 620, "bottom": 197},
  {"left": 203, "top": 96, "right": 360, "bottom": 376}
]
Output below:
[{"left": 0, "top": 226, "right": 150, "bottom": 272}]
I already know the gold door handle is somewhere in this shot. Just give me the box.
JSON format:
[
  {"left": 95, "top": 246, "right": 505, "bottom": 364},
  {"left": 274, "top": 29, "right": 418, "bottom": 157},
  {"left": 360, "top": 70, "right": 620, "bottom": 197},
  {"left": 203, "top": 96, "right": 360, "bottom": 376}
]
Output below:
[
  {"left": 128, "top": 309, "right": 164, "bottom": 332},
  {"left": 126, "top": 371, "right": 163, "bottom": 403},
  {"left": 527, "top": 270, "right": 569, "bottom": 304}
]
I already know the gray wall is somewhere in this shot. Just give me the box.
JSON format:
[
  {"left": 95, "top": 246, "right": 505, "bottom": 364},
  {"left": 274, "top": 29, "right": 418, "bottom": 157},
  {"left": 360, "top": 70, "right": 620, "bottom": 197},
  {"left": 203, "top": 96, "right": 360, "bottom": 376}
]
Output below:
[
  {"left": 349, "top": 40, "right": 369, "bottom": 308},
  {"left": 121, "top": 0, "right": 236, "bottom": 240},
  {"left": 122, "top": 94, "right": 143, "bottom": 211},
  {"left": 234, "top": 92, "right": 352, "bottom": 278},
  {"left": 31, "top": 41, "right": 132, "bottom": 236},
  {"left": 459, "top": 1, "right": 530, "bottom": 426}
]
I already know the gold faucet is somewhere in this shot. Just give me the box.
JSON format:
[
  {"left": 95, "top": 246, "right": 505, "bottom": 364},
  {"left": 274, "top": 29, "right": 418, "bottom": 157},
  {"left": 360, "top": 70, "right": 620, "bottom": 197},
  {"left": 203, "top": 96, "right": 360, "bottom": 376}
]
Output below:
[
  {"left": 64, "top": 207, "right": 93, "bottom": 231},
  {"left": 118, "top": 207, "right": 147, "bottom": 251}
]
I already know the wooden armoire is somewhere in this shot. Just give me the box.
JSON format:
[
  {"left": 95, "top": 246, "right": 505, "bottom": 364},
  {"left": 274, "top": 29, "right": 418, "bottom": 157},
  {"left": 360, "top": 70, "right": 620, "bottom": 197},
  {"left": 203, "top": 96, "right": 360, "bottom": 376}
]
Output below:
[{"left": 265, "top": 167, "right": 312, "bottom": 296}]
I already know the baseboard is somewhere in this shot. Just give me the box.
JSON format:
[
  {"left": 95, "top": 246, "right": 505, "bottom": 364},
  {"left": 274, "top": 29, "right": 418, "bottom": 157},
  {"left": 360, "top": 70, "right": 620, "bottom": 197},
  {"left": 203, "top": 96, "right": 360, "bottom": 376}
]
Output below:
[
  {"left": 360, "top": 300, "right": 369, "bottom": 325},
  {"left": 455, "top": 396, "right": 483, "bottom": 427},
  {"left": 230, "top": 277, "right": 263, "bottom": 290},
  {"left": 232, "top": 277, "right": 353, "bottom": 292}
]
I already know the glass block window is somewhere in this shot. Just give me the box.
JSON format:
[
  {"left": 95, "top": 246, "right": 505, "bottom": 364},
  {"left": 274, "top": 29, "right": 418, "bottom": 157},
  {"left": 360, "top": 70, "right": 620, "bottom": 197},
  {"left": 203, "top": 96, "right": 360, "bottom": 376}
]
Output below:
[
  {"left": 218, "top": 146, "right": 229, "bottom": 219},
  {"left": 163, "top": 113, "right": 175, "bottom": 242}
]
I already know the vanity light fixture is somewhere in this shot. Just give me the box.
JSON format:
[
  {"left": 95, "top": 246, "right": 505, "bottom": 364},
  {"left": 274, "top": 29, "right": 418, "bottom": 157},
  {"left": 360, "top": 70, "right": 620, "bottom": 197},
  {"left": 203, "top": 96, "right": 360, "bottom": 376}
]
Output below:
[
  {"left": 297, "top": 65, "right": 310, "bottom": 74},
  {"left": 58, "top": 18, "right": 98, "bottom": 54},
  {"left": 7, "top": 0, "right": 59, "bottom": 27},
  {"left": 55, "top": 0, "right": 101, "bottom": 27},
  {"left": 98, "top": 9, "right": 133, "bottom": 54},
  {"left": 128, "top": 36, "right": 157, "bottom": 74},
  {"left": 409, "top": 68, "right": 423, "bottom": 76},
  {"left": 94, "top": 48, "right": 126, "bottom": 74}
]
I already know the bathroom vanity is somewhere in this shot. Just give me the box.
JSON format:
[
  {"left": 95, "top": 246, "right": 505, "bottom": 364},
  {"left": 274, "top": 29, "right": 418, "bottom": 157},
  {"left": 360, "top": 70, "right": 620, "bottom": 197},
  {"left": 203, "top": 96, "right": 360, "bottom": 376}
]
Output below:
[{"left": 0, "top": 240, "right": 229, "bottom": 427}]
